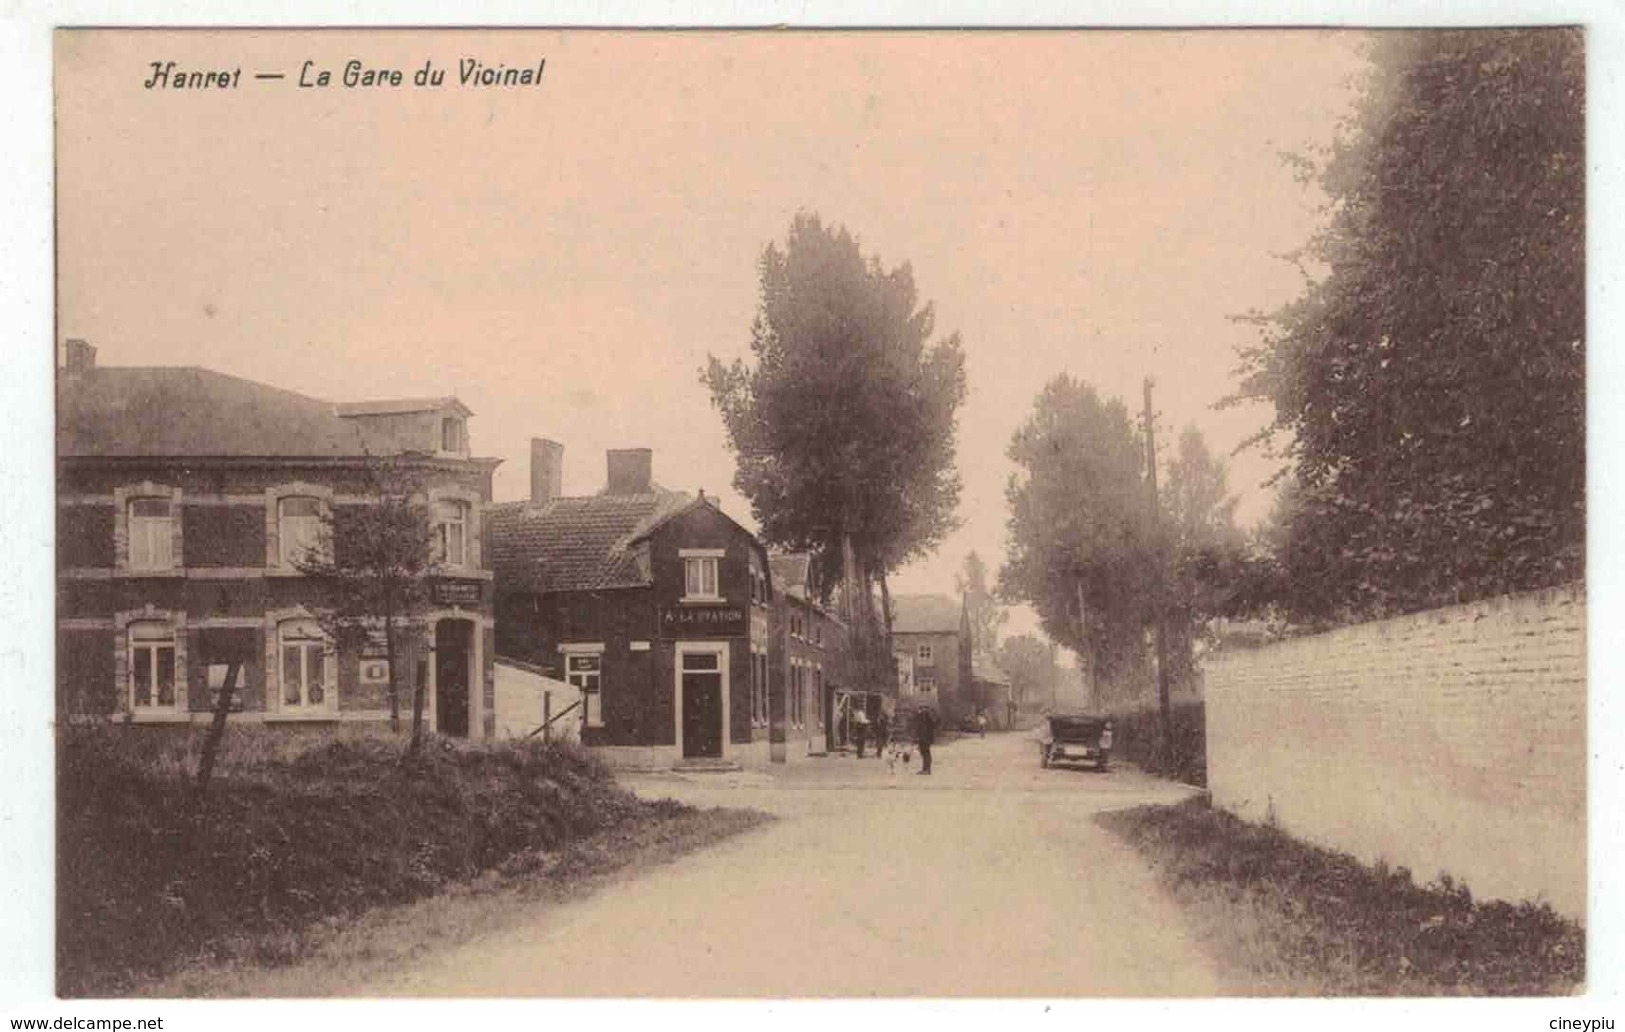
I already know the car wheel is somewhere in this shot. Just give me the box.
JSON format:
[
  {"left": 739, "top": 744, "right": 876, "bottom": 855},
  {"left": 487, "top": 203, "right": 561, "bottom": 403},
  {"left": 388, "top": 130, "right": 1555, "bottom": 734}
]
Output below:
[{"left": 1040, "top": 745, "right": 1050, "bottom": 769}]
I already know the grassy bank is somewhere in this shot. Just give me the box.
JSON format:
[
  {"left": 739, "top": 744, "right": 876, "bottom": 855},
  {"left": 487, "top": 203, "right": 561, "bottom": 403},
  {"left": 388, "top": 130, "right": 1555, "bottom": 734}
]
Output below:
[
  {"left": 58, "top": 726, "right": 768, "bottom": 997},
  {"left": 1097, "top": 797, "right": 1583, "bottom": 995}
]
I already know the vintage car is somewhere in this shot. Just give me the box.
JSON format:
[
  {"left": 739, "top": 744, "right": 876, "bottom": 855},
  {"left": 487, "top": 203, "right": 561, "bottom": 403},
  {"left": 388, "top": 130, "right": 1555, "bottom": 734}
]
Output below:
[{"left": 1039, "top": 714, "right": 1112, "bottom": 771}]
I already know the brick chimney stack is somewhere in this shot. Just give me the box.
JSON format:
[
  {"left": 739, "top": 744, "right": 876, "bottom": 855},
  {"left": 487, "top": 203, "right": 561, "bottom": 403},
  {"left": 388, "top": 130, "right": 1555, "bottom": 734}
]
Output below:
[
  {"left": 530, "top": 438, "right": 564, "bottom": 506},
  {"left": 606, "top": 448, "right": 653, "bottom": 495},
  {"left": 63, "top": 339, "right": 97, "bottom": 377}
]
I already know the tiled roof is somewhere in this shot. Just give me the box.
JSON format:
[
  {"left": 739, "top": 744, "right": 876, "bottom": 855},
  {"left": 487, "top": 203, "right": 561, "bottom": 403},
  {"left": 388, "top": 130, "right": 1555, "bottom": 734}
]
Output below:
[
  {"left": 487, "top": 491, "right": 693, "bottom": 593},
  {"left": 58, "top": 366, "right": 370, "bottom": 457},
  {"left": 891, "top": 594, "right": 963, "bottom": 635}
]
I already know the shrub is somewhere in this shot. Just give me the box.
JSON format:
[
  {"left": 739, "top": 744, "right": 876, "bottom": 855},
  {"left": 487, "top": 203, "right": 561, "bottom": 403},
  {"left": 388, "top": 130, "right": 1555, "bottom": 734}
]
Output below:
[
  {"left": 1106, "top": 700, "right": 1206, "bottom": 786},
  {"left": 57, "top": 725, "right": 676, "bottom": 996}
]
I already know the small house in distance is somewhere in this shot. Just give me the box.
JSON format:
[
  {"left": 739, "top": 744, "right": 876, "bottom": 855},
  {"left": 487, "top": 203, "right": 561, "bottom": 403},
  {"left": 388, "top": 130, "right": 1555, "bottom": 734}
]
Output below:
[
  {"left": 488, "top": 441, "right": 774, "bottom": 769},
  {"left": 889, "top": 593, "right": 973, "bottom": 724}
]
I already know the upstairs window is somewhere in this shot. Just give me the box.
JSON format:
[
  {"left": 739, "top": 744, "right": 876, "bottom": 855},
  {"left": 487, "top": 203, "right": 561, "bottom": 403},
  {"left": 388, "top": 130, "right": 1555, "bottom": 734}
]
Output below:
[
  {"left": 278, "top": 496, "right": 323, "bottom": 567},
  {"left": 441, "top": 416, "right": 466, "bottom": 454},
  {"left": 683, "top": 556, "right": 720, "bottom": 600},
  {"left": 433, "top": 500, "right": 469, "bottom": 568},
  {"left": 278, "top": 620, "right": 331, "bottom": 711},
  {"left": 917, "top": 643, "right": 934, "bottom": 664},
  {"left": 129, "top": 621, "right": 178, "bottom": 712},
  {"left": 128, "top": 497, "right": 175, "bottom": 571}
]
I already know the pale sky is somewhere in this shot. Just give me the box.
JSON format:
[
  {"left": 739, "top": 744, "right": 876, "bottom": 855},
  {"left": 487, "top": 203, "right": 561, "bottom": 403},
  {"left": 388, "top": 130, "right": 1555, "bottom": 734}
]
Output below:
[{"left": 55, "top": 28, "right": 1367, "bottom": 640}]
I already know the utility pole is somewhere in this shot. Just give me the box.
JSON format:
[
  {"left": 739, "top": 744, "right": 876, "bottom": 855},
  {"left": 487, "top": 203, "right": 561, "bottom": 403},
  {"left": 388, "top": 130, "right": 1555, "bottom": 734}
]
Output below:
[{"left": 1143, "top": 377, "right": 1175, "bottom": 771}]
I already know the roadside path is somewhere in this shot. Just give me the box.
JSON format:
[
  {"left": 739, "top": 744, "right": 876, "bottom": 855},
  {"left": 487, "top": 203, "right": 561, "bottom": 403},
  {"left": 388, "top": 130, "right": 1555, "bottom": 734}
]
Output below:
[{"left": 358, "top": 734, "right": 1222, "bottom": 997}]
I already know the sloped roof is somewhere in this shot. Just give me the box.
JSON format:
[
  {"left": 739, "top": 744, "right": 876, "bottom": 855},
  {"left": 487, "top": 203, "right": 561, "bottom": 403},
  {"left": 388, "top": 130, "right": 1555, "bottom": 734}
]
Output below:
[
  {"left": 336, "top": 397, "right": 472, "bottom": 418},
  {"left": 890, "top": 594, "right": 963, "bottom": 635},
  {"left": 58, "top": 366, "right": 371, "bottom": 457},
  {"left": 769, "top": 553, "right": 812, "bottom": 600},
  {"left": 486, "top": 491, "right": 693, "bottom": 593}
]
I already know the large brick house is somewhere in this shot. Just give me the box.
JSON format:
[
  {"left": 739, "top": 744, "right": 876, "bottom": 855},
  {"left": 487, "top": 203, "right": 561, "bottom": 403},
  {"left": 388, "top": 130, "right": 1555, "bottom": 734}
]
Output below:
[
  {"left": 55, "top": 340, "right": 500, "bottom": 736},
  {"left": 890, "top": 593, "right": 973, "bottom": 723},
  {"left": 488, "top": 441, "right": 775, "bottom": 768}
]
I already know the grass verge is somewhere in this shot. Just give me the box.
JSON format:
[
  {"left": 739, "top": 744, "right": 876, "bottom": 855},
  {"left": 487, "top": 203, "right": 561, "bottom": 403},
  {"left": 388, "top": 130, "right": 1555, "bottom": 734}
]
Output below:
[
  {"left": 1096, "top": 796, "right": 1583, "bottom": 995},
  {"left": 58, "top": 725, "right": 770, "bottom": 997}
]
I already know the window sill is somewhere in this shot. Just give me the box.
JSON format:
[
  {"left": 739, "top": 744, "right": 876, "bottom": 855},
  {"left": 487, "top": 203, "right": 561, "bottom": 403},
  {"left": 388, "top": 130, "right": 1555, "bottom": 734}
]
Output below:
[
  {"left": 265, "top": 711, "right": 340, "bottom": 723},
  {"left": 680, "top": 596, "right": 727, "bottom": 606},
  {"left": 119, "top": 569, "right": 185, "bottom": 579},
  {"left": 126, "top": 711, "right": 191, "bottom": 724}
]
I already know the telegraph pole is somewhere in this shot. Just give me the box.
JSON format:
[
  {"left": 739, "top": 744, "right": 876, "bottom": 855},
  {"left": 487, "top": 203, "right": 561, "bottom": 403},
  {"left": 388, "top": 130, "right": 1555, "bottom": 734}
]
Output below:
[{"left": 1143, "top": 378, "right": 1175, "bottom": 770}]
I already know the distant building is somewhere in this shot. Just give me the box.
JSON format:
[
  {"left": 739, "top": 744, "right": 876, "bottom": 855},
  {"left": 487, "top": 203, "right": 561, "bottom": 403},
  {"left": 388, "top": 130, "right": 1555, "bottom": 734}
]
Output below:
[
  {"left": 55, "top": 340, "right": 500, "bottom": 736},
  {"left": 969, "top": 652, "right": 1015, "bottom": 730},
  {"left": 888, "top": 593, "right": 973, "bottom": 722},
  {"left": 488, "top": 441, "right": 774, "bottom": 768},
  {"left": 768, "top": 552, "right": 854, "bottom": 758}
]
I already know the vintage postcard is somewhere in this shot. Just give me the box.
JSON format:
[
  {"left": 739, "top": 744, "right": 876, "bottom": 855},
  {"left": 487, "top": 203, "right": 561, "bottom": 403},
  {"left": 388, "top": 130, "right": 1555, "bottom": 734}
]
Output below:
[{"left": 33, "top": 21, "right": 1602, "bottom": 1015}]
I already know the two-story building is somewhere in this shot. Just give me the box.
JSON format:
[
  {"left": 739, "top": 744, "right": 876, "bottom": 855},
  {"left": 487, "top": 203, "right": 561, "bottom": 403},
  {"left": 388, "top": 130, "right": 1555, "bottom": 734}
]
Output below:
[
  {"left": 767, "top": 552, "right": 853, "bottom": 759},
  {"left": 55, "top": 340, "right": 500, "bottom": 736},
  {"left": 890, "top": 593, "right": 973, "bottom": 724},
  {"left": 488, "top": 441, "right": 773, "bottom": 769}
]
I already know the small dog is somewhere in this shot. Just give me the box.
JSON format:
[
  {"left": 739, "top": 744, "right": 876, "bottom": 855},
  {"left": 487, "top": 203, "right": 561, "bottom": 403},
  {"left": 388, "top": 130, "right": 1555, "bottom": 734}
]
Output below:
[{"left": 885, "top": 742, "right": 914, "bottom": 774}]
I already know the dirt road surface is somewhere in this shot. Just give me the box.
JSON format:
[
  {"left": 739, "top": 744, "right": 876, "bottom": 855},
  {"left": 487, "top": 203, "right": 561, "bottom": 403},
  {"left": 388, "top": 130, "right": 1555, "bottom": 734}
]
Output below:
[{"left": 358, "top": 732, "right": 1223, "bottom": 997}]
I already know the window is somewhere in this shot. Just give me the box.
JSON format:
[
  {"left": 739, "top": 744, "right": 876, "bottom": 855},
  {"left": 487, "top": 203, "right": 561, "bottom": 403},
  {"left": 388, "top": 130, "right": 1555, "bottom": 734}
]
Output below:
[
  {"left": 751, "top": 651, "right": 767, "bottom": 727},
  {"left": 206, "top": 663, "right": 247, "bottom": 712},
  {"left": 441, "top": 417, "right": 466, "bottom": 453},
  {"left": 278, "top": 621, "right": 331, "bottom": 710},
  {"left": 129, "top": 621, "right": 178, "bottom": 711},
  {"left": 566, "top": 652, "right": 603, "bottom": 727},
  {"left": 684, "top": 556, "right": 720, "bottom": 600},
  {"left": 433, "top": 500, "right": 469, "bottom": 568},
  {"left": 917, "top": 643, "right": 934, "bottom": 663},
  {"left": 916, "top": 672, "right": 937, "bottom": 692},
  {"left": 791, "top": 665, "right": 804, "bottom": 728},
  {"left": 128, "top": 498, "right": 175, "bottom": 571},
  {"left": 814, "top": 667, "right": 824, "bottom": 728},
  {"left": 278, "top": 496, "right": 322, "bottom": 567}
]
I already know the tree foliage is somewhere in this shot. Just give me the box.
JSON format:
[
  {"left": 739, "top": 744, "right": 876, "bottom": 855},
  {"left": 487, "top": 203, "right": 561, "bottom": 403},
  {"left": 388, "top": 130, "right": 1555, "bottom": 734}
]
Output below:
[
  {"left": 296, "top": 459, "right": 438, "bottom": 755},
  {"left": 999, "top": 375, "right": 1157, "bottom": 690},
  {"left": 1230, "top": 29, "right": 1585, "bottom": 619},
  {"left": 705, "top": 213, "right": 967, "bottom": 683},
  {"left": 996, "top": 632, "right": 1057, "bottom": 712},
  {"left": 955, "top": 550, "right": 1007, "bottom": 655}
]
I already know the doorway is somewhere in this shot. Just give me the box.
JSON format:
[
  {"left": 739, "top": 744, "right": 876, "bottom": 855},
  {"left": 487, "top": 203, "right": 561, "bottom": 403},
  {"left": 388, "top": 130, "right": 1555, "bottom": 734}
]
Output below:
[
  {"left": 434, "top": 618, "right": 472, "bottom": 737},
  {"left": 679, "top": 646, "right": 725, "bottom": 759}
]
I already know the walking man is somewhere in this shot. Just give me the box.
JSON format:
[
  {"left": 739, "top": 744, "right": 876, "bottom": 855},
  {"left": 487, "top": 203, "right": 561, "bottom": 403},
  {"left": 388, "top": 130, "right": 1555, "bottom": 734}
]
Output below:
[
  {"left": 872, "top": 709, "right": 890, "bottom": 760},
  {"left": 912, "top": 706, "right": 938, "bottom": 775}
]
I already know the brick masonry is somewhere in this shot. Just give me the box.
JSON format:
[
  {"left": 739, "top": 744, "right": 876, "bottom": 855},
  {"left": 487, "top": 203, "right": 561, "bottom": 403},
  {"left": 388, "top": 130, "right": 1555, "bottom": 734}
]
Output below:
[{"left": 1204, "top": 584, "right": 1586, "bottom": 919}]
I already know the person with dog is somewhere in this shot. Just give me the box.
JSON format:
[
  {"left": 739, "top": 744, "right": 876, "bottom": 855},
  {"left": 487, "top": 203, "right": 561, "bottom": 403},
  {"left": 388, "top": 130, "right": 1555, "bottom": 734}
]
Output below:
[{"left": 912, "top": 705, "right": 939, "bottom": 775}]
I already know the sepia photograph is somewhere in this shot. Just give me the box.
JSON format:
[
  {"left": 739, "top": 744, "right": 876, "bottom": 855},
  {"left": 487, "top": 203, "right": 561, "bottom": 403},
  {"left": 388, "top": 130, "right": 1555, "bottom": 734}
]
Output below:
[{"left": 14, "top": 11, "right": 1612, "bottom": 1015}]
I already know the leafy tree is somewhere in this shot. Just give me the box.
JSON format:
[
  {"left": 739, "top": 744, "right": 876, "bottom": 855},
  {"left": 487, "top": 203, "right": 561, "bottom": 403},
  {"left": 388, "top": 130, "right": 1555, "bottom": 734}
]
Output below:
[
  {"left": 705, "top": 213, "right": 967, "bottom": 686},
  {"left": 996, "top": 632, "right": 1057, "bottom": 713},
  {"left": 295, "top": 458, "right": 439, "bottom": 757},
  {"left": 956, "top": 550, "right": 1007, "bottom": 655},
  {"left": 999, "top": 375, "right": 1158, "bottom": 697},
  {"left": 1160, "top": 426, "right": 1247, "bottom": 684},
  {"left": 1229, "top": 29, "right": 1584, "bottom": 619}
]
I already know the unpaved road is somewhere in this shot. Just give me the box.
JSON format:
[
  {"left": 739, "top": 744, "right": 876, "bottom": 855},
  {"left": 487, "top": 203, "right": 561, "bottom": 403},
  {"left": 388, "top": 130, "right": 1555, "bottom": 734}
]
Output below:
[{"left": 359, "top": 733, "right": 1224, "bottom": 997}]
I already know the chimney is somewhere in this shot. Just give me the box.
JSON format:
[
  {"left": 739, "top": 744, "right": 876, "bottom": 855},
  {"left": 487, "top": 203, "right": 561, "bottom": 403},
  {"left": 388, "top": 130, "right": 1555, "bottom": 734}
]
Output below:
[
  {"left": 606, "top": 448, "right": 653, "bottom": 495},
  {"left": 530, "top": 438, "right": 564, "bottom": 506},
  {"left": 63, "top": 339, "right": 97, "bottom": 377}
]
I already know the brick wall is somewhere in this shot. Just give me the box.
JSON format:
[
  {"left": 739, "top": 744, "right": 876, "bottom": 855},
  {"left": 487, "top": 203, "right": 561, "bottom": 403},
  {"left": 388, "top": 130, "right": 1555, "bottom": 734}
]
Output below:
[{"left": 1205, "top": 584, "right": 1585, "bottom": 919}]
